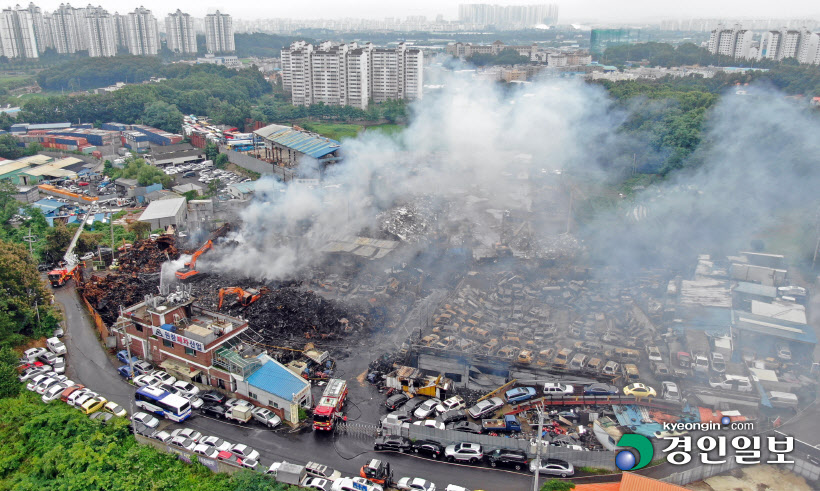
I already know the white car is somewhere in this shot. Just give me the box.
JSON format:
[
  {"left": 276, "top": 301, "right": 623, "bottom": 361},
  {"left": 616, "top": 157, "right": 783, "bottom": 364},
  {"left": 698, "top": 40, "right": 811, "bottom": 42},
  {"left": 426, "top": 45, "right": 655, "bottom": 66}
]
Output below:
[
  {"left": 26, "top": 373, "right": 52, "bottom": 391},
  {"left": 412, "top": 420, "right": 445, "bottom": 430},
  {"left": 42, "top": 382, "right": 71, "bottom": 403},
  {"left": 51, "top": 358, "right": 66, "bottom": 374},
  {"left": 466, "top": 397, "right": 504, "bottom": 419},
  {"left": 152, "top": 430, "right": 173, "bottom": 443},
  {"left": 133, "top": 412, "right": 160, "bottom": 428},
  {"left": 23, "top": 347, "right": 48, "bottom": 362},
  {"left": 200, "top": 435, "right": 232, "bottom": 451},
  {"left": 170, "top": 436, "right": 197, "bottom": 451},
  {"left": 251, "top": 407, "right": 282, "bottom": 428},
  {"left": 72, "top": 391, "right": 98, "bottom": 408},
  {"left": 193, "top": 443, "right": 220, "bottom": 459},
  {"left": 19, "top": 367, "right": 49, "bottom": 382},
  {"left": 80, "top": 252, "right": 95, "bottom": 261},
  {"left": 173, "top": 381, "right": 200, "bottom": 397},
  {"left": 230, "top": 443, "right": 260, "bottom": 461},
  {"left": 543, "top": 383, "right": 575, "bottom": 396},
  {"left": 444, "top": 443, "right": 483, "bottom": 463},
  {"left": 396, "top": 477, "right": 436, "bottom": 491},
  {"left": 437, "top": 396, "right": 465, "bottom": 414},
  {"left": 414, "top": 399, "right": 442, "bottom": 420},
  {"left": 67, "top": 388, "right": 95, "bottom": 407},
  {"left": 225, "top": 398, "right": 252, "bottom": 409},
  {"left": 133, "top": 374, "right": 160, "bottom": 387},
  {"left": 186, "top": 395, "right": 204, "bottom": 409},
  {"left": 36, "top": 375, "right": 67, "bottom": 395},
  {"left": 444, "top": 486, "right": 470, "bottom": 491},
  {"left": 149, "top": 370, "right": 177, "bottom": 385},
  {"left": 170, "top": 428, "right": 202, "bottom": 442}
]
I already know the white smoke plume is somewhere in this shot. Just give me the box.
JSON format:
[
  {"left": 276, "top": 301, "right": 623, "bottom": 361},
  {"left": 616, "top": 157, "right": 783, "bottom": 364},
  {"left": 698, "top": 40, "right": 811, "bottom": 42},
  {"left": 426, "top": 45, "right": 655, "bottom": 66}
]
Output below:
[{"left": 200, "top": 74, "right": 819, "bottom": 280}]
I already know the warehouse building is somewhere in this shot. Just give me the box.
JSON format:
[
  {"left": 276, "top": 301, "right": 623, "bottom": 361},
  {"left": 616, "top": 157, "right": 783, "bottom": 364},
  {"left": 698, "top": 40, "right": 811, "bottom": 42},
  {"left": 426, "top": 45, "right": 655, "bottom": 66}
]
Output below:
[
  {"left": 253, "top": 124, "right": 341, "bottom": 168},
  {"left": 149, "top": 143, "right": 204, "bottom": 167},
  {"left": 138, "top": 196, "right": 188, "bottom": 229}
]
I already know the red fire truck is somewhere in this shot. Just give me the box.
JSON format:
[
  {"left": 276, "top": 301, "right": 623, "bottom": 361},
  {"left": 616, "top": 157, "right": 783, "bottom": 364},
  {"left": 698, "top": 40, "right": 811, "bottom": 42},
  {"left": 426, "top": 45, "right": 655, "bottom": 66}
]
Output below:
[
  {"left": 313, "top": 378, "right": 347, "bottom": 431},
  {"left": 47, "top": 263, "right": 79, "bottom": 287}
]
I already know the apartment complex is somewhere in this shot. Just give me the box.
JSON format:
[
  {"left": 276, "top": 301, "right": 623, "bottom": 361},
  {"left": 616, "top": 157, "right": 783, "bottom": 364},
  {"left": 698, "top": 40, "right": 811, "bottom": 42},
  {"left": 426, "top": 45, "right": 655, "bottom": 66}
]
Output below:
[
  {"left": 83, "top": 5, "right": 116, "bottom": 58},
  {"left": 458, "top": 3, "right": 558, "bottom": 28},
  {"left": 165, "top": 9, "right": 196, "bottom": 54},
  {"left": 707, "top": 24, "right": 754, "bottom": 59},
  {"left": 0, "top": 6, "right": 38, "bottom": 58},
  {"left": 760, "top": 28, "right": 820, "bottom": 63},
  {"left": 124, "top": 6, "right": 159, "bottom": 56},
  {"left": 281, "top": 41, "right": 423, "bottom": 110},
  {"left": 205, "top": 10, "right": 234, "bottom": 54}
]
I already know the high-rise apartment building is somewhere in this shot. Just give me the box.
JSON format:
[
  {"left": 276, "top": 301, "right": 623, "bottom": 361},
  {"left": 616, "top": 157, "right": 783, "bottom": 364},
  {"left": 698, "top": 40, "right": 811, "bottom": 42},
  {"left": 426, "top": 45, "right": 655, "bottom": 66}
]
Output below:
[
  {"left": 25, "top": 2, "right": 50, "bottom": 52},
  {"left": 0, "top": 6, "right": 38, "bottom": 58},
  {"left": 124, "top": 6, "right": 158, "bottom": 55},
  {"left": 165, "top": 9, "right": 196, "bottom": 54},
  {"left": 458, "top": 3, "right": 558, "bottom": 28},
  {"left": 83, "top": 5, "right": 116, "bottom": 57},
  {"left": 50, "top": 3, "right": 86, "bottom": 54},
  {"left": 760, "top": 27, "right": 819, "bottom": 63},
  {"left": 281, "top": 41, "right": 423, "bottom": 109},
  {"left": 707, "top": 24, "right": 753, "bottom": 59},
  {"left": 112, "top": 12, "right": 127, "bottom": 49},
  {"left": 205, "top": 10, "right": 234, "bottom": 53}
]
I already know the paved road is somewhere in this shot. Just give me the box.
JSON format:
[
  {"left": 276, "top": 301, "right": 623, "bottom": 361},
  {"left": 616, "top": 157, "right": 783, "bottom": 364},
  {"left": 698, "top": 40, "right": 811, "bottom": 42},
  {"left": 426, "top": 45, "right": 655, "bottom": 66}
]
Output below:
[{"left": 54, "top": 283, "right": 541, "bottom": 490}]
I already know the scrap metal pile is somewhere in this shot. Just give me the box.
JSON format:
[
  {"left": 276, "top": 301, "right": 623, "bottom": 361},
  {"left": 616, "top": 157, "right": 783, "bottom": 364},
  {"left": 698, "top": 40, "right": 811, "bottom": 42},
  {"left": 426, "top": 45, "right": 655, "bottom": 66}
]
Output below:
[
  {"left": 377, "top": 200, "right": 437, "bottom": 243},
  {"left": 79, "top": 237, "right": 180, "bottom": 325},
  {"left": 192, "top": 276, "right": 371, "bottom": 346}
]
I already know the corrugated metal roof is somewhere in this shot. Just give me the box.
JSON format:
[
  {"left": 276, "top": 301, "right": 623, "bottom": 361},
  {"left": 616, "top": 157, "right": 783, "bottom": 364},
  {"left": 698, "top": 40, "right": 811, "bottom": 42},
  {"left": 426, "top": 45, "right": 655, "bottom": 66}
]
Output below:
[
  {"left": 229, "top": 181, "right": 256, "bottom": 194},
  {"left": 619, "top": 473, "right": 688, "bottom": 490},
  {"left": 247, "top": 358, "right": 309, "bottom": 401},
  {"left": 734, "top": 282, "right": 777, "bottom": 298},
  {"left": 255, "top": 124, "right": 341, "bottom": 159},
  {"left": 138, "top": 197, "right": 186, "bottom": 221}
]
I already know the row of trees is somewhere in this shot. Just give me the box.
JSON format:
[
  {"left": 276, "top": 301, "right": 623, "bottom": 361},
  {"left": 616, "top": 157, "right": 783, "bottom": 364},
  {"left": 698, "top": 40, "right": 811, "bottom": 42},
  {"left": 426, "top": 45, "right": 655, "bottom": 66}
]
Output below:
[
  {"left": 104, "top": 157, "right": 171, "bottom": 188},
  {"left": 251, "top": 96, "right": 409, "bottom": 124},
  {"left": 467, "top": 48, "right": 531, "bottom": 67}
]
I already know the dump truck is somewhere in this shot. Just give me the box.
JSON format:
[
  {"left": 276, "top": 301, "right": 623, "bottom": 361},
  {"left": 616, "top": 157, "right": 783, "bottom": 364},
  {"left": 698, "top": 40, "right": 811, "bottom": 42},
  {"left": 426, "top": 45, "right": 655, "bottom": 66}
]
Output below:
[
  {"left": 225, "top": 405, "right": 253, "bottom": 424},
  {"left": 482, "top": 414, "right": 522, "bottom": 433},
  {"left": 266, "top": 461, "right": 307, "bottom": 485}
]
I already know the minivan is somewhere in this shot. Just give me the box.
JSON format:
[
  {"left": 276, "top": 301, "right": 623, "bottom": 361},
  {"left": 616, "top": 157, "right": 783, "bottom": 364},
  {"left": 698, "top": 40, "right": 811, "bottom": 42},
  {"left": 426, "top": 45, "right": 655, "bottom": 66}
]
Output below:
[
  {"left": 767, "top": 391, "right": 798, "bottom": 408},
  {"left": 47, "top": 337, "right": 67, "bottom": 355},
  {"left": 182, "top": 171, "right": 196, "bottom": 178},
  {"left": 569, "top": 353, "right": 588, "bottom": 371}
]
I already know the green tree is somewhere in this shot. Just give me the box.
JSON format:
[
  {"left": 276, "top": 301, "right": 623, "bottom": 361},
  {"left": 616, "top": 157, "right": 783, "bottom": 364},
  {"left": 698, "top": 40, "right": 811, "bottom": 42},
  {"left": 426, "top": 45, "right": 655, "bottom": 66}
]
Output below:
[
  {"left": 0, "top": 347, "right": 20, "bottom": 398},
  {"left": 129, "top": 221, "right": 151, "bottom": 240},
  {"left": 207, "top": 178, "right": 221, "bottom": 196},
  {"left": 0, "top": 134, "right": 25, "bottom": 159},
  {"left": 141, "top": 100, "right": 184, "bottom": 133},
  {"left": 182, "top": 190, "right": 199, "bottom": 201},
  {"left": 205, "top": 142, "right": 219, "bottom": 162},
  {"left": 214, "top": 153, "right": 229, "bottom": 169},
  {"left": 541, "top": 479, "right": 575, "bottom": 491}
]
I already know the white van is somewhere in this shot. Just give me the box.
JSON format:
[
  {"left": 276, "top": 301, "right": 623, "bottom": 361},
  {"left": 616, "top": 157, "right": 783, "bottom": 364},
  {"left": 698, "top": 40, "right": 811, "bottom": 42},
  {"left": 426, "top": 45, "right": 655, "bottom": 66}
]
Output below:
[
  {"left": 47, "top": 337, "right": 67, "bottom": 356},
  {"left": 767, "top": 391, "right": 798, "bottom": 408},
  {"left": 331, "top": 477, "right": 383, "bottom": 491}
]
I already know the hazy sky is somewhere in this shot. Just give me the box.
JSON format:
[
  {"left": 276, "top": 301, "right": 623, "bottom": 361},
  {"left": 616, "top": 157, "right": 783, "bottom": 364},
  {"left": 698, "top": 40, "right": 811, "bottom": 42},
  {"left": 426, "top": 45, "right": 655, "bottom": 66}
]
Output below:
[{"left": 29, "top": 1, "right": 820, "bottom": 24}]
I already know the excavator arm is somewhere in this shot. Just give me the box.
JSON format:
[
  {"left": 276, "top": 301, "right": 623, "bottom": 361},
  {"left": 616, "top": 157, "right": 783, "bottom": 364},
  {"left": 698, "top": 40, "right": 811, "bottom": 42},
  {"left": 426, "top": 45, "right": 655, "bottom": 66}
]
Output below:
[
  {"left": 217, "top": 286, "right": 270, "bottom": 310},
  {"left": 218, "top": 287, "right": 243, "bottom": 310},
  {"left": 176, "top": 240, "right": 213, "bottom": 280}
]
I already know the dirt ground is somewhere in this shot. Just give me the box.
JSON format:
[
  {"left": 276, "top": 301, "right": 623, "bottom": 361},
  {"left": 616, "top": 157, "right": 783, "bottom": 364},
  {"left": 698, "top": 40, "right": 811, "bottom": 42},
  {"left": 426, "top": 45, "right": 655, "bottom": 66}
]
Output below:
[{"left": 686, "top": 464, "right": 813, "bottom": 491}]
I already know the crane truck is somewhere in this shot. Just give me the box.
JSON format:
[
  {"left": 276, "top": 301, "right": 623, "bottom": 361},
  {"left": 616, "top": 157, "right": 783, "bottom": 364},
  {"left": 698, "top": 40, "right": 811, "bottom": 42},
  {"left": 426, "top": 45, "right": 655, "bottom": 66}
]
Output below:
[{"left": 47, "top": 212, "right": 90, "bottom": 287}]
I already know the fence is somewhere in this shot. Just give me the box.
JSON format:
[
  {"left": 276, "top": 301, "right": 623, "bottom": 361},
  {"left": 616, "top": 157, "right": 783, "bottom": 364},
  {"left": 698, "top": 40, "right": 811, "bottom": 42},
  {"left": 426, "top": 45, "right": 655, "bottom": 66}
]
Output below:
[
  {"left": 376, "top": 422, "right": 617, "bottom": 470},
  {"left": 80, "top": 294, "right": 109, "bottom": 339},
  {"left": 220, "top": 146, "right": 296, "bottom": 181}
]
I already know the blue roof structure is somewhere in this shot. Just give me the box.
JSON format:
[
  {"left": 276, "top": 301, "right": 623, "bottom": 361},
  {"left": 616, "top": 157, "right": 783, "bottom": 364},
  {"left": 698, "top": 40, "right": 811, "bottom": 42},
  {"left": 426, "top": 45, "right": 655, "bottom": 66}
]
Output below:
[
  {"left": 32, "top": 198, "right": 67, "bottom": 214},
  {"left": 262, "top": 126, "right": 341, "bottom": 159},
  {"left": 230, "top": 181, "right": 256, "bottom": 194},
  {"left": 247, "top": 358, "right": 309, "bottom": 401},
  {"left": 732, "top": 310, "right": 817, "bottom": 345}
]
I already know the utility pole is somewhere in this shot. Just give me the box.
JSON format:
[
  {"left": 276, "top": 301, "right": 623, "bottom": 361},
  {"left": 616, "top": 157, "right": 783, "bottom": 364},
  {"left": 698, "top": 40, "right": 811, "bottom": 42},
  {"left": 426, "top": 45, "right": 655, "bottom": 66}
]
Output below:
[{"left": 532, "top": 405, "right": 545, "bottom": 491}]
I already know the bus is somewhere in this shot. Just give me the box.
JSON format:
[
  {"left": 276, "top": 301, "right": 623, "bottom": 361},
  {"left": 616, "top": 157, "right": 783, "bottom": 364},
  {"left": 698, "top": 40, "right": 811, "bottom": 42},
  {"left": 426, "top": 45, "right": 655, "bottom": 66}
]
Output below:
[{"left": 135, "top": 385, "right": 192, "bottom": 422}]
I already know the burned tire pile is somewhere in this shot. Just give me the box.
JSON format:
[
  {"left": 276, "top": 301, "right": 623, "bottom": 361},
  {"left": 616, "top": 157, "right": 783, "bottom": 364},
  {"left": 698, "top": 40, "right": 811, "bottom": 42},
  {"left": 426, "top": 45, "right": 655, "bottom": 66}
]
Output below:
[{"left": 79, "top": 237, "right": 180, "bottom": 325}]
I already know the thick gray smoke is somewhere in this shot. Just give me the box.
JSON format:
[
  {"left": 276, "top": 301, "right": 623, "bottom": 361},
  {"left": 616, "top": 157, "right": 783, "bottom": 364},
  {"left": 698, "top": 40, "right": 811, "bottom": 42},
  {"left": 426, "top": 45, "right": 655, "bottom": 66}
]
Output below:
[
  {"left": 201, "top": 75, "right": 819, "bottom": 280},
  {"left": 585, "top": 88, "right": 820, "bottom": 273}
]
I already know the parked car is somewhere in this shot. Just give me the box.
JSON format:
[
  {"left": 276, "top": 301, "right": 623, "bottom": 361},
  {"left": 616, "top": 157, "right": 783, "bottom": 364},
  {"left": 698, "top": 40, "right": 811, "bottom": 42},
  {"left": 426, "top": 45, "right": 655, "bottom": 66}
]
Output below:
[
  {"left": 23, "top": 347, "right": 48, "bottom": 362},
  {"left": 132, "top": 360, "right": 153, "bottom": 375},
  {"left": 466, "top": 397, "right": 503, "bottom": 419},
  {"left": 132, "top": 412, "right": 160, "bottom": 429},
  {"left": 51, "top": 358, "right": 66, "bottom": 375},
  {"left": 446, "top": 421, "right": 483, "bottom": 434},
  {"left": 486, "top": 448, "right": 528, "bottom": 470},
  {"left": 116, "top": 350, "right": 139, "bottom": 364},
  {"left": 173, "top": 381, "right": 200, "bottom": 397},
  {"left": 170, "top": 436, "right": 197, "bottom": 451},
  {"left": 412, "top": 420, "right": 445, "bottom": 430},
  {"left": 225, "top": 398, "right": 252, "bottom": 409},
  {"left": 403, "top": 397, "right": 428, "bottom": 414},
  {"left": 623, "top": 383, "right": 656, "bottom": 398},
  {"left": 505, "top": 387, "right": 537, "bottom": 404},
  {"left": 543, "top": 383, "right": 574, "bottom": 396},
  {"left": 42, "top": 382, "right": 71, "bottom": 403},
  {"left": 645, "top": 345, "right": 663, "bottom": 362},
  {"left": 149, "top": 370, "right": 177, "bottom": 385},
  {"left": 199, "top": 435, "right": 232, "bottom": 451},
  {"left": 661, "top": 381, "right": 681, "bottom": 401},
  {"left": 251, "top": 407, "right": 282, "bottom": 428},
  {"left": 81, "top": 396, "right": 108, "bottom": 414},
  {"left": 583, "top": 383, "right": 619, "bottom": 396},
  {"left": 201, "top": 404, "right": 228, "bottom": 419},
  {"left": 437, "top": 395, "right": 465, "bottom": 413},
  {"left": 306, "top": 461, "right": 342, "bottom": 481},
  {"left": 384, "top": 393, "right": 410, "bottom": 410},
  {"left": 775, "top": 343, "right": 791, "bottom": 361},
  {"left": 414, "top": 398, "right": 442, "bottom": 419},
  {"left": 374, "top": 435, "right": 412, "bottom": 452},
  {"left": 201, "top": 391, "right": 227, "bottom": 404},
  {"left": 133, "top": 374, "right": 160, "bottom": 388},
  {"left": 444, "top": 443, "right": 483, "bottom": 463},
  {"left": 89, "top": 412, "right": 114, "bottom": 424},
  {"left": 230, "top": 443, "right": 260, "bottom": 461},
  {"left": 171, "top": 428, "right": 202, "bottom": 443},
  {"left": 396, "top": 477, "right": 436, "bottom": 491},
  {"left": 530, "top": 458, "right": 574, "bottom": 477},
  {"left": 439, "top": 410, "right": 467, "bottom": 424},
  {"left": 412, "top": 440, "right": 444, "bottom": 459},
  {"left": 104, "top": 401, "right": 127, "bottom": 417},
  {"left": 193, "top": 444, "right": 220, "bottom": 459}
]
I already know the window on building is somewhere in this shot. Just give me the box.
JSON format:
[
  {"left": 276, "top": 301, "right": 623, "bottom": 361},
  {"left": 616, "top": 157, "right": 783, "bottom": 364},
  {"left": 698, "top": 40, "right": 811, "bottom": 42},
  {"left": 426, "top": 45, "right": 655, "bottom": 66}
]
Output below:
[
  {"left": 135, "top": 324, "right": 143, "bottom": 332},
  {"left": 184, "top": 347, "right": 196, "bottom": 357},
  {"left": 270, "top": 400, "right": 279, "bottom": 408},
  {"left": 162, "top": 339, "right": 174, "bottom": 348},
  {"left": 249, "top": 391, "right": 257, "bottom": 400},
  {"left": 218, "top": 378, "right": 225, "bottom": 390}
]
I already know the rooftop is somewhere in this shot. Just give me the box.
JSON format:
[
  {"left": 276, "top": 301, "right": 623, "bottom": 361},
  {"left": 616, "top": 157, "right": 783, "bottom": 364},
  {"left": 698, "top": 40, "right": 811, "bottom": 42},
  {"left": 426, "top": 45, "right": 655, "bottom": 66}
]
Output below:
[
  {"left": 734, "top": 281, "right": 777, "bottom": 298},
  {"left": 732, "top": 310, "right": 817, "bottom": 344},
  {"left": 138, "top": 197, "right": 186, "bottom": 221},
  {"left": 228, "top": 181, "right": 256, "bottom": 194},
  {"left": 246, "top": 357, "right": 310, "bottom": 401},
  {"left": 254, "top": 124, "right": 341, "bottom": 159}
]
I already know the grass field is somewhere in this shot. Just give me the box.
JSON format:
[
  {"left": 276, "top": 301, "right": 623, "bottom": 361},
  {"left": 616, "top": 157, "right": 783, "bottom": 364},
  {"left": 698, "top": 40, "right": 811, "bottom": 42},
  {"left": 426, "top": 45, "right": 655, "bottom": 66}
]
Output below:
[{"left": 299, "top": 121, "right": 406, "bottom": 141}]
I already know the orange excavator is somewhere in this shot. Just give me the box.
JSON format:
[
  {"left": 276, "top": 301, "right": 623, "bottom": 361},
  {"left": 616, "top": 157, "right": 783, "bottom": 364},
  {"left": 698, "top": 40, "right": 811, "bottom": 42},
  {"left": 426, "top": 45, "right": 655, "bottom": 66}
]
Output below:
[
  {"left": 175, "top": 240, "right": 213, "bottom": 281},
  {"left": 218, "top": 287, "right": 270, "bottom": 309}
]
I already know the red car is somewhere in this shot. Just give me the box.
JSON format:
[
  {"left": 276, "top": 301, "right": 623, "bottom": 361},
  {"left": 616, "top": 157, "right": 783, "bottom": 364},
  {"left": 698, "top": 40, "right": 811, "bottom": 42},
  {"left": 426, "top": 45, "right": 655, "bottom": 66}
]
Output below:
[
  {"left": 77, "top": 182, "right": 89, "bottom": 186},
  {"left": 18, "top": 361, "right": 45, "bottom": 372}
]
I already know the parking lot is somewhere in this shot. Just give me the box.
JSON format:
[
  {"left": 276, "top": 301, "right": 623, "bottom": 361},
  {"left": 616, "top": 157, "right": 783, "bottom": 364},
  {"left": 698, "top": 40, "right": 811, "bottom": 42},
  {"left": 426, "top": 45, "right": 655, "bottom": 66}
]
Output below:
[{"left": 162, "top": 162, "right": 251, "bottom": 197}]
